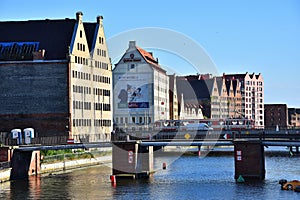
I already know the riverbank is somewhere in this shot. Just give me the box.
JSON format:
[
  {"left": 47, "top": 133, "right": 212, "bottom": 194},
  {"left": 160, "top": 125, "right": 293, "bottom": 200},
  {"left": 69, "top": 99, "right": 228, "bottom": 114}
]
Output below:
[
  {"left": 41, "top": 155, "right": 112, "bottom": 174},
  {"left": 0, "top": 154, "right": 112, "bottom": 183}
]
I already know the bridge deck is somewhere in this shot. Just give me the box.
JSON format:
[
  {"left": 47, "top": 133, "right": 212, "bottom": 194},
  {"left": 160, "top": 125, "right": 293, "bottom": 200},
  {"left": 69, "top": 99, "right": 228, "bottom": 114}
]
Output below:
[{"left": 14, "top": 138, "right": 300, "bottom": 151}]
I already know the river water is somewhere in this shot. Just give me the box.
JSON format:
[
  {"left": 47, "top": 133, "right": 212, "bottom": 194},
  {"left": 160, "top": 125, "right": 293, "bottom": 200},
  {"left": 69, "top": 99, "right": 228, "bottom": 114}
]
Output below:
[{"left": 0, "top": 149, "right": 299, "bottom": 200}]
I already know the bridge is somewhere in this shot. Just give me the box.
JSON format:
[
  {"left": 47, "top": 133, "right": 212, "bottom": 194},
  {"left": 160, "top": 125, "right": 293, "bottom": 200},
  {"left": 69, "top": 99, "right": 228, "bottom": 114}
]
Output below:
[{"left": 1, "top": 130, "right": 300, "bottom": 182}]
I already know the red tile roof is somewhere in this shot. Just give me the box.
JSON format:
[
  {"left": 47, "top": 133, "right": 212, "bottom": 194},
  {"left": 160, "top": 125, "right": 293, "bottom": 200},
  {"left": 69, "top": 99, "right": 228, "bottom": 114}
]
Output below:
[
  {"left": 136, "top": 47, "right": 159, "bottom": 66},
  {"left": 136, "top": 46, "right": 166, "bottom": 73}
]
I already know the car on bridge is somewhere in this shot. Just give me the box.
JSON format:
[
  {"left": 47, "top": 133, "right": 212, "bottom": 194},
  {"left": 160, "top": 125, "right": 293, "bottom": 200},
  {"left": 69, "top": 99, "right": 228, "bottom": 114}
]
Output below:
[
  {"left": 185, "top": 123, "right": 213, "bottom": 131},
  {"left": 279, "top": 179, "right": 300, "bottom": 192}
]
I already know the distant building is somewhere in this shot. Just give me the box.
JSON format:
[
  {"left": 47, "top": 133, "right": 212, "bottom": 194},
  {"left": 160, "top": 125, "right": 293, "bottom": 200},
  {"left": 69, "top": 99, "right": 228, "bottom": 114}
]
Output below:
[
  {"left": 178, "top": 93, "right": 204, "bottom": 120},
  {"left": 176, "top": 72, "right": 263, "bottom": 128},
  {"left": 177, "top": 74, "right": 241, "bottom": 120},
  {"left": 224, "top": 73, "right": 264, "bottom": 128},
  {"left": 264, "top": 104, "right": 288, "bottom": 129},
  {"left": 288, "top": 108, "right": 300, "bottom": 128},
  {"left": 0, "top": 12, "right": 112, "bottom": 142},
  {"left": 113, "top": 41, "right": 169, "bottom": 128},
  {"left": 176, "top": 75, "right": 212, "bottom": 119},
  {"left": 169, "top": 74, "right": 179, "bottom": 120}
]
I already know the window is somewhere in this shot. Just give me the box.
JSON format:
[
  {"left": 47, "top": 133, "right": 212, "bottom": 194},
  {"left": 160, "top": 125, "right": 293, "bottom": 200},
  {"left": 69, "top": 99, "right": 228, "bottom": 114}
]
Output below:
[{"left": 80, "top": 30, "right": 82, "bottom": 38}]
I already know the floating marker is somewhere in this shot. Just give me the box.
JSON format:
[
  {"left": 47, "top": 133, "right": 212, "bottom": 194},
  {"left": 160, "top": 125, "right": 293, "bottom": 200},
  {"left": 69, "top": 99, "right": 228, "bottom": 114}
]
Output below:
[
  {"left": 110, "top": 175, "right": 116, "bottom": 183},
  {"left": 237, "top": 175, "right": 245, "bottom": 183},
  {"left": 162, "top": 162, "right": 167, "bottom": 170}
]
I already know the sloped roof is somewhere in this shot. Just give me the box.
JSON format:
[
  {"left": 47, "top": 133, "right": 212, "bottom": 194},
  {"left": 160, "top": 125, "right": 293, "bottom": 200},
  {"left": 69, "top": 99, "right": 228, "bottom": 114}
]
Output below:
[
  {"left": 232, "top": 79, "right": 239, "bottom": 96},
  {"left": 83, "top": 22, "right": 97, "bottom": 53},
  {"left": 136, "top": 47, "right": 159, "bottom": 66},
  {"left": 136, "top": 46, "right": 166, "bottom": 73},
  {"left": 0, "top": 19, "right": 77, "bottom": 60},
  {"left": 176, "top": 78, "right": 211, "bottom": 101},
  {"left": 215, "top": 76, "right": 224, "bottom": 96},
  {"left": 225, "top": 73, "right": 247, "bottom": 81},
  {"left": 225, "top": 79, "right": 231, "bottom": 96}
]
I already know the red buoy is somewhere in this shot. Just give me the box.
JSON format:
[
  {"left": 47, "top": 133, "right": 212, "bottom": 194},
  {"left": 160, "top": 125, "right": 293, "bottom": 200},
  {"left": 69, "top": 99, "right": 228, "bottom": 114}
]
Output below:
[
  {"left": 163, "top": 162, "right": 167, "bottom": 170},
  {"left": 198, "top": 146, "right": 201, "bottom": 157},
  {"left": 110, "top": 175, "right": 116, "bottom": 183}
]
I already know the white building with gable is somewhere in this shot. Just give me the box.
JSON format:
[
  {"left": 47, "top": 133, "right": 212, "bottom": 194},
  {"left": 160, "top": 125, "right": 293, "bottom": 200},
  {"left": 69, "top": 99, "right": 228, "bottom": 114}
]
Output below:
[{"left": 113, "top": 41, "right": 169, "bottom": 129}]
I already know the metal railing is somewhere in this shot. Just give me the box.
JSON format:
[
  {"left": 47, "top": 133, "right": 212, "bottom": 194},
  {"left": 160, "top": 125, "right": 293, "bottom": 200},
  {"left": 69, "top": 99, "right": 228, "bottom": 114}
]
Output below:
[{"left": 3, "top": 134, "right": 109, "bottom": 146}]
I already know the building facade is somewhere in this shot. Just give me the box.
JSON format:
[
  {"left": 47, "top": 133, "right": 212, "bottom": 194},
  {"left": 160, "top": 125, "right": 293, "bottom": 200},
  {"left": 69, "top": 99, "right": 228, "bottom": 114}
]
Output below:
[
  {"left": 176, "top": 72, "right": 261, "bottom": 128},
  {"left": 113, "top": 41, "right": 169, "bottom": 128},
  {"left": 264, "top": 104, "right": 288, "bottom": 129},
  {"left": 0, "top": 12, "right": 112, "bottom": 142},
  {"left": 288, "top": 108, "right": 300, "bottom": 128},
  {"left": 224, "top": 73, "right": 264, "bottom": 128},
  {"left": 169, "top": 74, "right": 179, "bottom": 120}
]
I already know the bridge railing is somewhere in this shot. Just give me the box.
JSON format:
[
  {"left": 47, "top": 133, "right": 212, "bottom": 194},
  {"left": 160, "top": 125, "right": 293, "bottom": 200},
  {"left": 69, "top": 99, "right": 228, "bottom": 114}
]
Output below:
[
  {"left": 113, "top": 129, "right": 300, "bottom": 142},
  {"left": 3, "top": 134, "right": 108, "bottom": 146}
]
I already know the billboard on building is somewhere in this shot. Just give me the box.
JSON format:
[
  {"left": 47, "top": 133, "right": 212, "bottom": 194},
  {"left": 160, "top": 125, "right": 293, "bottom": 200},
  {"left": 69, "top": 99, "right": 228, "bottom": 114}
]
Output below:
[{"left": 116, "top": 74, "right": 150, "bottom": 109}]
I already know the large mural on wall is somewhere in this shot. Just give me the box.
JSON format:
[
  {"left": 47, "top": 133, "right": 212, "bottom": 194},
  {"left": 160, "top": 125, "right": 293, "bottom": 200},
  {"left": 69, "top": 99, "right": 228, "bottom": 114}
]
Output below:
[{"left": 116, "top": 74, "right": 150, "bottom": 109}]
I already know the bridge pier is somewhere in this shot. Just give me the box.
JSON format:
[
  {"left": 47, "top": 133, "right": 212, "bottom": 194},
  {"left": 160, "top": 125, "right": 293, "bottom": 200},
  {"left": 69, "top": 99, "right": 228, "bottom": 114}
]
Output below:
[
  {"left": 234, "top": 139, "right": 265, "bottom": 181},
  {"left": 10, "top": 149, "right": 40, "bottom": 180},
  {"left": 112, "top": 141, "right": 154, "bottom": 180}
]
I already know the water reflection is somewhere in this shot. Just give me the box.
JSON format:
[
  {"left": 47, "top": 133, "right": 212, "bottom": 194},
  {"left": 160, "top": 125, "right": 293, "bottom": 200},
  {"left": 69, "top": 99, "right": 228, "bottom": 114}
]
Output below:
[{"left": 1, "top": 155, "right": 299, "bottom": 199}]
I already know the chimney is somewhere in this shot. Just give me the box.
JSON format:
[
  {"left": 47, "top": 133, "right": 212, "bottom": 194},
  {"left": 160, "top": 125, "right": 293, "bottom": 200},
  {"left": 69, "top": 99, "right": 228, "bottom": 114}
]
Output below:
[
  {"left": 76, "top": 11, "right": 83, "bottom": 23},
  {"left": 129, "top": 41, "right": 136, "bottom": 49},
  {"left": 97, "top": 15, "right": 103, "bottom": 25}
]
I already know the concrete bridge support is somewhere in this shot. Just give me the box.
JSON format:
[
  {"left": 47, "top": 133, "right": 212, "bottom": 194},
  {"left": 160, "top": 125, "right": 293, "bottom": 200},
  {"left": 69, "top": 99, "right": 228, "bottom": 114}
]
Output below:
[
  {"left": 10, "top": 149, "right": 40, "bottom": 180},
  {"left": 234, "top": 139, "right": 265, "bottom": 181},
  {"left": 112, "top": 141, "right": 153, "bottom": 180}
]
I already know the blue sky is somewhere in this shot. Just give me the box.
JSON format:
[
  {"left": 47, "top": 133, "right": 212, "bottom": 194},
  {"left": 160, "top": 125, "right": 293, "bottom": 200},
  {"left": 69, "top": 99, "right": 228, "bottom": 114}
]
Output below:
[{"left": 1, "top": 0, "right": 300, "bottom": 107}]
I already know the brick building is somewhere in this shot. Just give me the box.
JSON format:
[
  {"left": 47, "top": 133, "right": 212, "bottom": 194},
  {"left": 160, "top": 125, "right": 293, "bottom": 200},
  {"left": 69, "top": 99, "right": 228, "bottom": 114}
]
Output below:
[
  {"left": 176, "top": 72, "right": 263, "bottom": 128},
  {"left": 0, "top": 12, "right": 112, "bottom": 142},
  {"left": 264, "top": 104, "right": 288, "bottom": 129},
  {"left": 288, "top": 108, "right": 300, "bottom": 128},
  {"left": 177, "top": 74, "right": 242, "bottom": 120},
  {"left": 224, "top": 73, "right": 264, "bottom": 128}
]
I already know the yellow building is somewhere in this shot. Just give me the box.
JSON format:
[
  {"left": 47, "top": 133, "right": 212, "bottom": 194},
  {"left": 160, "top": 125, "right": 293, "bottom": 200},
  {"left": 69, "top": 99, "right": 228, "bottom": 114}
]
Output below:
[{"left": 0, "top": 12, "right": 112, "bottom": 143}]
